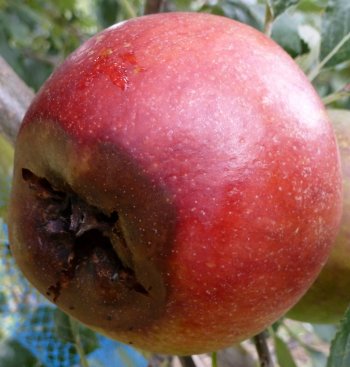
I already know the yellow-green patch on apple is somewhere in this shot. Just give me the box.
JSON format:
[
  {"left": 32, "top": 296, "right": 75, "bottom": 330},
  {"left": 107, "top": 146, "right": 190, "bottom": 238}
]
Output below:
[{"left": 0, "top": 135, "right": 14, "bottom": 219}]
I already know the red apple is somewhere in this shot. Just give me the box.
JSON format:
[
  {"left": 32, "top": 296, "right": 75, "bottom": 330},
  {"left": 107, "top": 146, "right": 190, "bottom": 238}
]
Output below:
[
  {"left": 287, "top": 109, "right": 350, "bottom": 324},
  {"left": 8, "top": 13, "right": 342, "bottom": 355}
]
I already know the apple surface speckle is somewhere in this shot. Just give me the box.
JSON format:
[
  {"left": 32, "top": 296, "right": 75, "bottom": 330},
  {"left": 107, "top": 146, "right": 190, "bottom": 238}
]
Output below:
[{"left": 9, "top": 13, "right": 342, "bottom": 355}]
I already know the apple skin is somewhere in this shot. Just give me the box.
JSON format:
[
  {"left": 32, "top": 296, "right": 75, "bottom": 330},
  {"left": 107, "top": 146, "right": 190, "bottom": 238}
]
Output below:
[
  {"left": 287, "top": 109, "right": 350, "bottom": 324},
  {"left": 8, "top": 13, "right": 342, "bottom": 355},
  {"left": 0, "top": 135, "right": 14, "bottom": 218}
]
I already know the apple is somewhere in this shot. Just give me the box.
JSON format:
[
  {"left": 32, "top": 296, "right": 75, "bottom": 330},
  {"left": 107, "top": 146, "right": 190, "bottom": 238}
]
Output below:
[
  {"left": 287, "top": 109, "right": 350, "bottom": 324},
  {"left": 8, "top": 13, "right": 342, "bottom": 355}
]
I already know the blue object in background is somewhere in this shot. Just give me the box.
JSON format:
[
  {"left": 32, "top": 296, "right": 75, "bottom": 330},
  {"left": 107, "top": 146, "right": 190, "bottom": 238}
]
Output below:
[
  {"left": 89, "top": 337, "right": 148, "bottom": 367},
  {"left": 0, "top": 222, "right": 148, "bottom": 367}
]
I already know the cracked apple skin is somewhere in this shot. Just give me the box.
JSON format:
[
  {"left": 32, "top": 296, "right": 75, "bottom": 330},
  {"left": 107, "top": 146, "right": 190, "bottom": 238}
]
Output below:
[
  {"left": 9, "top": 13, "right": 342, "bottom": 355},
  {"left": 287, "top": 109, "right": 350, "bottom": 324}
]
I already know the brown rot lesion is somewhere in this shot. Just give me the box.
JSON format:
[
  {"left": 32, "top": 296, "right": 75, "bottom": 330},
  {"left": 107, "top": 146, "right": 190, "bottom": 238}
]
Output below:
[
  {"left": 22, "top": 168, "right": 117, "bottom": 237},
  {"left": 21, "top": 168, "right": 150, "bottom": 302}
]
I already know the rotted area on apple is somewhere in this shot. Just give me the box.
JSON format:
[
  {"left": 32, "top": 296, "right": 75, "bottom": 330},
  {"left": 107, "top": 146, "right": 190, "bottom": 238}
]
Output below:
[{"left": 21, "top": 167, "right": 151, "bottom": 304}]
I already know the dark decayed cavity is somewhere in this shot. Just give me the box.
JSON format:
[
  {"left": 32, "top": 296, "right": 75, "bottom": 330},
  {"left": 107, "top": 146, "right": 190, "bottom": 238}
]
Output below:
[{"left": 21, "top": 168, "right": 149, "bottom": 302}]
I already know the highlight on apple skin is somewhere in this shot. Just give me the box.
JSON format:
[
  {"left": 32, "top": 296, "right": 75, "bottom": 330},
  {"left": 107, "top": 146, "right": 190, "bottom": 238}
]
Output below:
[
  {"left": 8, "top": 12, "right": 342, "bottom": 355},
  {"left": 287, "top": 109, "right": 350, "bottom": 324}
]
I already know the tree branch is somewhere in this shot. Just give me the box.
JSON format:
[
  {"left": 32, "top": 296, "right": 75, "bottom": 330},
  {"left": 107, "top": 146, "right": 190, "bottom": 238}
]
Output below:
[
  {"left": 263, "top": 2, "right": 274, "bottom": 37},
  {"left": 144, "top": 0, "right": 164, "bottom": 15},
  {"left": 322, "top": 83, "right": 350, "bottom": 105},
  {"left": 308, "top": 31, "right": 350, "bottom": 81},
  {"left": 253, "top": 331, "right": 274, "bottom": 367},
  {"left": 0, "top": 56, "right": 35, "bottom": 146}
]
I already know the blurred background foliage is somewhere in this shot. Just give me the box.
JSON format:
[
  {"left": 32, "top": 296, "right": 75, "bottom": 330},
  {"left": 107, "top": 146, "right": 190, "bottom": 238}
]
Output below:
[{"left": 0, "top": 1, "right": 350, "bottom": 367}]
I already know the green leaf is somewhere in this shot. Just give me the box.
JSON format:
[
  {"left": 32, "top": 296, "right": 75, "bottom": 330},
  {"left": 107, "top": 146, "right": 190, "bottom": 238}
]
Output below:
[
  {"left": 320, "top": 0, "right": 350, "bottom": 67},
  {"left": 54, "top": 309, "right": 99, "bottom": 355},
  {"left": 202, "top": 0, "right": 264, "bottom": 31},
  {"left": 200, "top": 4, "right": 225, "bottom": 16},
  {"left": 174, "top": 0, "right": 193, "bottom": 11},
  {"left": 296, "top": 24, "right": 321, "bottom": 72},
  {"left": 56, "top": 0, "right": 76, "bottom": 12},
  {"left": 211, "top": 351, "right": 217, "bottom": 367},
  {"left": 270, "top": 0, "right": 300, "bottom": 18},
  {"left": 0, "top": 0, "right": 95, "bottom": 90},
  {"left": 298, "top": 0, "right": 328, "bottom": 12},
  {"left": 0, "top": 291, "right": 7, "bottom": 311},
  {"left": 271, "top": 13, "right": 309, "bottom": 57},
  {"left": 54, "top": 309, "right": 74, "bottom": 342},
  {"left": 0, "top": 339, "right": 44, "bottom": 367},
  {"left": 273, "top": 335, "right": 298, "bottom": 367},
  {"left": 327, "top": 307, "right": 350, "bottom": 367},
  {"left": 95, "top": 0, "right": 119, "bottom": 28},
  {"left": 271, "top": 318, "right": 284, "bottom": 332}
]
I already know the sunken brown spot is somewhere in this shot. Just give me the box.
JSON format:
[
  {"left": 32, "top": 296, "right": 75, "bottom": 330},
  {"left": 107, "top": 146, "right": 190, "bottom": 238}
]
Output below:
[{"left": 22, "top": 168, "right": 149, "bottom": 302}]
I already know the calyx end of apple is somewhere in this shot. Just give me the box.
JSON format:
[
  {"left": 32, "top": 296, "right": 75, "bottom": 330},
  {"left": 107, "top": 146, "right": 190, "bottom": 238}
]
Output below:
[{"left": 16, "top": 167, "right": 169, "bottom": 331}]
